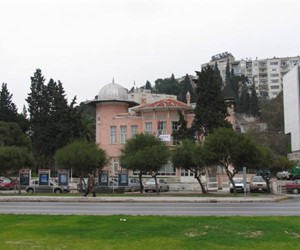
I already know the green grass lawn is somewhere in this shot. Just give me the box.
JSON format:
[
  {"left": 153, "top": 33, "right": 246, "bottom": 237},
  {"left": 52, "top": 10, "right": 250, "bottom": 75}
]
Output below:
[{"left": 0, "top": 215, "right": 299, "bottom": 250}]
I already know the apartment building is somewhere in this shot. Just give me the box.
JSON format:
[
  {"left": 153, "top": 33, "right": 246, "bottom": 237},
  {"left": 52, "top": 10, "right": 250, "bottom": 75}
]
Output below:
[
  {"left": 201, "top": 52, "right": 235, "bottom": 81},
  {"left": 259, "top": 57, "right": 299, "bottom": 98},
  {"left": 202, "top": 53, "right": 300, "bottom": 99}
]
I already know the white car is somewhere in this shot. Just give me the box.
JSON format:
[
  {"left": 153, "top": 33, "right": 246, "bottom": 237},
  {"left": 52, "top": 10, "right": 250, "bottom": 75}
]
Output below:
[
  {"left": 144, "top": 178, "right": 169, "bottom": 193},
  {"left": 250, "top": 176, "right": 268, "bottom": 192},
  {"left": 229, "top": 178, "right": 249, "bottom": 193},
  {"left": 125, "top": 178, "right": 141, "bottom": 192},
  {"left": 26, "top": 179, "right": 70, "bottom": 194}
]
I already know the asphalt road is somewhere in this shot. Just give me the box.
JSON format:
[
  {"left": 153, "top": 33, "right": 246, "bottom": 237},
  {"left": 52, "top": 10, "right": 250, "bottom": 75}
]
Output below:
[{"left": 0, "top": 201, "right": 299, "bottom": 216}]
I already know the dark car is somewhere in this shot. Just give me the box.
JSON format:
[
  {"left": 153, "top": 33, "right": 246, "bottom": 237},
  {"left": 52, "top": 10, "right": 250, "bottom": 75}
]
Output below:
[
  {"left": 0, "top": 177, "right": 17, "bottom": 190},
  {"left": 286, "top": 179, "right": 300, "bottom": 194}
]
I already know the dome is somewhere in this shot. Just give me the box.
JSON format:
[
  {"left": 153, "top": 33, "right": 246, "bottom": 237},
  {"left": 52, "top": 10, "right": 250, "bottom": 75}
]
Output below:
[{"left": 97, "top": 81, "right": 129, "bottom": 101}]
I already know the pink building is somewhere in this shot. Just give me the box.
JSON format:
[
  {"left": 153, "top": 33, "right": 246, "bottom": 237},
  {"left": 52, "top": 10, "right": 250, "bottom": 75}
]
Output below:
[
  {"left": 87, "top": 81, "right": 194, "bottom": 177},
  {"left": 88, "top": 81, "right": 236, "bottom": 185}
]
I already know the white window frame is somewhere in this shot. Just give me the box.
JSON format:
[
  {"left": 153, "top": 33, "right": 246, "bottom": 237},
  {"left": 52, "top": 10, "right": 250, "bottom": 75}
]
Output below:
[
  {"left": 120, "top": 126, "right": 127, "bottom": 144},
  {"left": 110, "top": 126, "right": 117, "bottom": 144}
]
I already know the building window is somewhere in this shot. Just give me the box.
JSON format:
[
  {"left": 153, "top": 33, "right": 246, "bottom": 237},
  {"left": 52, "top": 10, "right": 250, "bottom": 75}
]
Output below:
[
  {"left": 157, "top": 162, "right": 176, "bottom": 176},
  {"left": 270, "top": 73, "right": 279, "bottom": 77},
  {"left": 157, "top": 121, "right": 166, "bottom": 135},
  {"left": 172, "top": 121, "right": 179, "bottom": 145},
  {"left": 270, "top": 85, "right": 280, "bottom": 89},
  {"left": 271, "top": 79, "right": 279, "bottom": 83},
  {"left": 145, "top": 122, "right": 152, "bottom": 134},
  {"left": 110, "top": 126, "right": 117, "bottom": 144},
  {"left": 270, "top": 61, "right": 278, "bottom": 65},
  {"left": 120, "top": 126, "right": 127, "bottom": 144},
  {"left": 181, "top": 168, "right": 194, "bottom": 177},
  {"left": 131, "top": 125, "right": 138, "bottom": 138}
]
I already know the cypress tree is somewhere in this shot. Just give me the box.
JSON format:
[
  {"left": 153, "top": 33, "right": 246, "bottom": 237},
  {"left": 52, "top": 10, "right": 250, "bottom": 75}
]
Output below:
[
  {"left": 249, "top": 84, "right": 260, "bottom": 117},
  {"left": 26, "top": 69, "right": 83, "bottom": 168},
  {"left": 239, "top": 85, "right": 250, "bottom": 114},
  {"left": 193, "top": 66, "right": 231, "bottom": 140},
  {"left": 178, "top": 74, "right": 195, "bottom": 103},
  {"left": 0, "top": 83, "right": 18, "bottom": 122}
]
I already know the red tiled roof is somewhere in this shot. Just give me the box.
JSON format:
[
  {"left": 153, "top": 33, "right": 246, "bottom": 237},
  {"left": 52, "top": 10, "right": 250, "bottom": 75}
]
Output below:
[{"left": 133, "top": 98, "right": 192, "bottom": 111}]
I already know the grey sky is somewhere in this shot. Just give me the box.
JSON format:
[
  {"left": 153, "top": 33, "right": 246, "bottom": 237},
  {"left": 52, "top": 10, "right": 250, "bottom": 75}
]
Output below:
[{"left": 1, "top": 0, "right": 299, "bottom": 110}]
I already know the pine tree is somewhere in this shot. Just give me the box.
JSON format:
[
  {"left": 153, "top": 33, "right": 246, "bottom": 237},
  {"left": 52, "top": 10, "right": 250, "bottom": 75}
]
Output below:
[
  {"left": 145, "top": 81, "right": 152, "bottom": 90},
  {"left": 154, "top": 74, "right": 179, "bottom": 96},
  {"left": 0, "top": 83, "right": 18, "bottom": 122},
  {"left": 193, "top": 66, "right": 231, "bottom": 140}
]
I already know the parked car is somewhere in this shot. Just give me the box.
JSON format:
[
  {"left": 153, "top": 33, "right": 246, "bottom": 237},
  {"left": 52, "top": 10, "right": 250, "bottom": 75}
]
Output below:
[
  {"left": 286, "top": 179, "right": 300, "bottom": 194},
  {"left": 144, "top": 178, "right": 169, "bottom": 192},
  {"left": 289, "top": 166, "right": 300, "bottom": 180},
  {"left": 229, "top": 178, "right": 249, "bottom": 193},
  {"left": 250, "top": 176, "right": 267, "bottom": 192},
  {"left": 277, "top": 171, "right": 291, "bottom": 180},
  {"left": 0, "top": 177, "right": 17, "bottom": 190},
  {"left": 26, "top": 179, "right": 70, "bottom": 194},
  {"left": 125, "top": 178, "right": 141, "bottom": 192}
]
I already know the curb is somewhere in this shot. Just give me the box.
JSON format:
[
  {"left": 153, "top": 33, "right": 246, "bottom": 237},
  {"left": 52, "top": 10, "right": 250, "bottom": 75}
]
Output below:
[{"left": 0, "top": 195, "right": 289, "bottom": 203}]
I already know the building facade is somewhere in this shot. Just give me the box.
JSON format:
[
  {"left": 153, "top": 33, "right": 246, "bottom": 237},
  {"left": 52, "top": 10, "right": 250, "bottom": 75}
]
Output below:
[
  {"left": 87, "top": 80, "right": 236, "bottom": 186},
  {"left": 87, "top": 81, "right": 194, "bottom": 179},
  {"left": 283, "top": 65, "right": 300, "bottom": 162},
  {"left": 202, "top": 53, "right": 300, "bottom": 99}
]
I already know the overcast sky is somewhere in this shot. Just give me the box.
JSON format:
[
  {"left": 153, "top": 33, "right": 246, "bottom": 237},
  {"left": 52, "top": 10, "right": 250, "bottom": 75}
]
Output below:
[{"left": 1, "top": 0, "right": 299, "bottom": 110}]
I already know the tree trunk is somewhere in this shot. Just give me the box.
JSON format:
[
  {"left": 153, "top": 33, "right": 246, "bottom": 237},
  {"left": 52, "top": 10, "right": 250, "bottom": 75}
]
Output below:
[
  {"left": 195, "top": 176, "right": 207, "bottom": 194},
  {"left": 138, "top": 172, "right": 144, "bottom": 193}
]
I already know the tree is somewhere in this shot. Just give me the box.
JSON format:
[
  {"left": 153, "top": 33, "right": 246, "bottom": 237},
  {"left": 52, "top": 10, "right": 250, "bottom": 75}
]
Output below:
[
  {"left": 0, "top": 83, "right": 18, "bottom": 123},
  {"left": 26, "top": 69, "right": 83, "bottom": 169},
  {"left": 193, "top": 66, "right": 231, "bottom": 140},
  {"left": 120, "top": 133, "right": 169, "bottom": 193},
  {"left": 178, "top": 74, "right": 195, "bottom": 103},
  {"left": 0, "top": 120, "right": 33, "bottom": 191},
  {"left": 260, "top": 91, "right": 284, "bottom": 133},
  {"left": 172, "top": 110, "right": 194, "bottom": 142},
  {"left": 54, "top": 141, "right": 107, "bottom": 191},
  {"left": 154, "top": 74, "right": 179, "bottom": 96},
  {"left": 223, "top": 63, "right": 237, "bottom": 103},
  {"left": 0, "top": 121, "right": 31, "bottom": 149},
  {"left": 202, "top": 128, "right": 263, "bottom": 194},
  {"left": 0, "top": 146, "right": 34, "bottom": 177},
  {"left": 239, "top": 84, "right": 250, "bottom": 114},
  {"left": 78, "top": 102, "right": 95, "bottom": 142},
  {"left": 172, "top": 139, "right": 207, "bottom": 193},
  {"left": 145, "top": 81, "right": 152, "bottom": 91},
  {"left": 249, "top": 84, "right": 260, "bottom": 117}
]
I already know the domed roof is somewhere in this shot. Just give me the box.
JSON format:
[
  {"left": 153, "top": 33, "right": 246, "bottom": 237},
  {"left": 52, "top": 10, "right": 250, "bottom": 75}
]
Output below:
[{"left": 97, "top": 80, "right": 128, "bottom": 101}]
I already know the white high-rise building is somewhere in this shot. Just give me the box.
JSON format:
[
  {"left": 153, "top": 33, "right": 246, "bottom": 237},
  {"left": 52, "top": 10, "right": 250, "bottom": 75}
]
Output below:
[
  {"left": 202, "top": 53, "right": 300, "bottom": 99},
  {"left": 252, "top": 56, "right": 300, "bottom": 99}
]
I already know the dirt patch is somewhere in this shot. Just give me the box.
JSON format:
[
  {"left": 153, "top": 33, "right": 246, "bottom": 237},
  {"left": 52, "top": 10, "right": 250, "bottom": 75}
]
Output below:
[
  {"left": 285, "top": 230, "right": 300, "bottom": 238},
  {"left": 237, "top": 231, "right": 263, "bottom": 238},
  {"left": 185, "top": 229, "right": 207, "bottom": 237}
]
